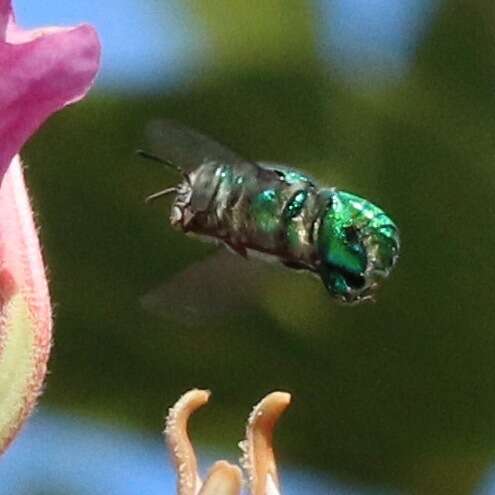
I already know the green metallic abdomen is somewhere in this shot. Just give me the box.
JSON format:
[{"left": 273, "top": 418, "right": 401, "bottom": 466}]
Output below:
[{"left": 317, "top": 191, "right": 400, "bottom": 303}]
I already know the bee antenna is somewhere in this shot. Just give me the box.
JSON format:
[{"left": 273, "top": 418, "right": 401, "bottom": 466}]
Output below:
[
  {"left": 135, "top": 149, "right": 183, "bottom": 174},
  {"left": 145, "top": 187, "right": 178, "bottom": 204}
]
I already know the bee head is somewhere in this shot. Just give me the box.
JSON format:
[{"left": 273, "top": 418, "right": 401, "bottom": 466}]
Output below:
[{"left": 316, "top": 190, "right": 400, "bottom": 304}]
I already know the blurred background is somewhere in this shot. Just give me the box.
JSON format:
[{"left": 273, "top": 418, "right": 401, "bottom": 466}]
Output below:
[{"left": 2, "top": 1, "right": 495, "bottom": 494}]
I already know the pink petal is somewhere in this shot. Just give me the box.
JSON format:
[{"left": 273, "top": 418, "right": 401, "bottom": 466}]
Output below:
[
  {"left": 0, "top": 156, "right": 52, "bottom": 453},
  {"left": 0, "top": 7, "right": 100, "bottom": 183},
  {"left": 0, "top": 0, "right": 11, "bottom": 39}
]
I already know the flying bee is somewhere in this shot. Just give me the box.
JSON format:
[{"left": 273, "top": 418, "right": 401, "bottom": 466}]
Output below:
[{"left": 139, "top": 121, "right": 399, "bottom": 304}]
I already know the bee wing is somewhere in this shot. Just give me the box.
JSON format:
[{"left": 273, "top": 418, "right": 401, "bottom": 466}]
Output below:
[
  {"left": 140, "top": 249, "right": 275, "bottom": 326},
  {"left": 144, "top": 119, "right": 260, "bottom": 173}
]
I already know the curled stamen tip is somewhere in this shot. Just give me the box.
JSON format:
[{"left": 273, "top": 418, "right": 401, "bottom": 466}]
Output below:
[
  {"left": 243, "top": 392, "right": 291, "bottom": 495},
  {"left": 165, "top": 389, "right": 211, "bottom": 433},
  {"left": 248, "top": 392, "right": 291, "bottom": 429},
  {"left": 164, "top": 389, "right": 211, "bottom": 495},
  {"left": 199, "top": 461, "right": 243, "bottom": 495}
]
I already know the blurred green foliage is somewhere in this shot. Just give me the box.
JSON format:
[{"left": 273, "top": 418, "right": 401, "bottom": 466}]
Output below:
[{"left": 21, "top": 1, "right": 495, "bottom": 494}]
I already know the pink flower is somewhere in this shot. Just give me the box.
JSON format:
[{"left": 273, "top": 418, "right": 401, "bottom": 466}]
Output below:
[{"left": 0, "top": 0, "right": 100, "bottom": 454}]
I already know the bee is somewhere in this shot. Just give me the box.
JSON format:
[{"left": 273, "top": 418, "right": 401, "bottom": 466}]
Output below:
[{"left": 138, "top": 121, "right": 399, "bottom": 304}]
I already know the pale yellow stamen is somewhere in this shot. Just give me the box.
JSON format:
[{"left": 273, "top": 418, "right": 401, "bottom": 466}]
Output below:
[
  {"left": 240, "top": 392, "right": 291, "bottom": 495},
  {"left": 198, "top": 461, "right": 243, "bottom": 495},
  {"left": 165, "top": 390, "right": 291, "bottom": 495},
  {"left": 164, "top": 389, "right": 210, "bottom": 495}
]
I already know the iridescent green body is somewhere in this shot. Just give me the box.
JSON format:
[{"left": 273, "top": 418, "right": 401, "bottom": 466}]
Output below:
[{"left": 147, "top": 122, "right": 400, "bottom": 303}]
